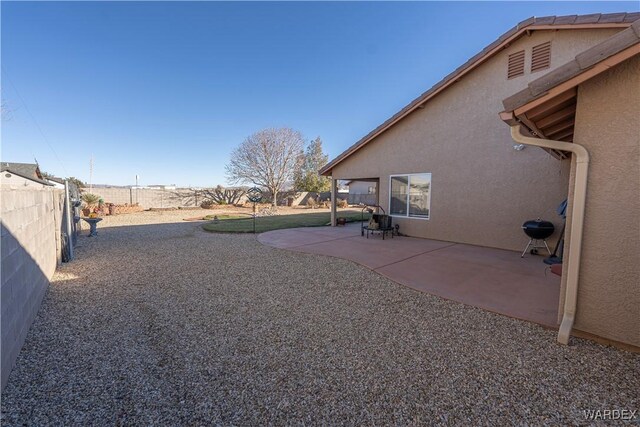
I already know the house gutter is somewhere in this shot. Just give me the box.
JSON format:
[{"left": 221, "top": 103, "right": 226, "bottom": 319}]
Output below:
[{"left": 509, "top": 124, "right": 589, "bottom": 345}]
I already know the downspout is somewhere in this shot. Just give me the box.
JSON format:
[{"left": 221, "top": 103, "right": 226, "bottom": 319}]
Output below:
[{"left": 509, "top": 125, "right": 589, "bottom": 345}]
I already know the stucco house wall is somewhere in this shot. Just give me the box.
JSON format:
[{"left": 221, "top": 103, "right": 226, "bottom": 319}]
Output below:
[
  {"left": 348, "top": 181, "right": 377, "bottom": 195},
  {"left": 347, "top": 180, "right": 378, "bottom": 206},
  {"left": 330, "top": 28, "right": 620, "bottom": 251},
  {"left": 560, "top": 56, "right": 640, "bottom": 347},
  {"left": 1, "top": 173, "right": 51, "bottom": 189}
]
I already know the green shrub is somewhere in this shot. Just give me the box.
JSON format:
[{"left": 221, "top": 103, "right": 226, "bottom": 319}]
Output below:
[
  {"left": 81, "top": 193, "right": 100, "bottom": 207},
  {"left": 200, "top": 199, "right": 217, "bottom": 209}
]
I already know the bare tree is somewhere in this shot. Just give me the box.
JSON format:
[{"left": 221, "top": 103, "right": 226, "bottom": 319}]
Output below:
[
  {"left": 200, "top": 185, "right": 246, "bottom": 205},
  {"left": 226, "top": 128, "right": 305, "bottom": 206}
]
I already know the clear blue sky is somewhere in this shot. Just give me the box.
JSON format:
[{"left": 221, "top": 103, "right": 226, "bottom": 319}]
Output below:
[{"left": 2, "top": 1, "right": 637, "bottom": 187}]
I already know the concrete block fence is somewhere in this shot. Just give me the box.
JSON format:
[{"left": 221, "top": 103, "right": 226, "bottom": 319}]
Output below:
[
  {"left": 90, "top": 187, "right": 369, "bottom": 210},
  {"left": 92, "top": 187, "right": 201, "bottom": 208},
  {"left": 1, "top": 186, "right": 64, "bottom": 390}
]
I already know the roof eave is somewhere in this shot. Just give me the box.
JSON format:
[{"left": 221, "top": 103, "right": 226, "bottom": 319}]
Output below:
[
  {"left": 3, "top": 169, "right": 55, "bottom": 186},
  {"left": 321, "top": 15, "right": 639, "bottom": 175},
  {"left": 502, "top": 40, "right": 640, "bottom": 120},
  {"left": 500, "top": 25, "right": 639, "bottom": 160}
]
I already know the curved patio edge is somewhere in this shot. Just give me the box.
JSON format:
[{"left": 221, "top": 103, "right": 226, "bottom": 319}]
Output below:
[{"left": 258, "top": 225, "right": 561, "bottom": 329}]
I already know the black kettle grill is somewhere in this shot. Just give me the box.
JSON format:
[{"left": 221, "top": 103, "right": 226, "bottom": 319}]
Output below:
[{"left": 521, "top": 219, "right": 555, "bottom": 258}]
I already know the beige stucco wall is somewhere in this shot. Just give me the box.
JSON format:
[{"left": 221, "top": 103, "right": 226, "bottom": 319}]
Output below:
[
  {"left": 1, "top": 174, "right": 50, "bottom": 189},
  {"left": 348, "top": 181, "right": 377, "bottom": 195},
  {"left": 560, "top": 56, "right": 640, "bottom": 347},
  {"left": 330, "top": 28, "right": 620, "bottom": 251}
]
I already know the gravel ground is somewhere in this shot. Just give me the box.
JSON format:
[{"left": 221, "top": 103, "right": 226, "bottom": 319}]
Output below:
[{"left": 2, "top": 211, "right": 639, "bottom": 425}]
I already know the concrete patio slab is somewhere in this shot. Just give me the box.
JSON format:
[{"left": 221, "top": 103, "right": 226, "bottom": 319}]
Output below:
[
  {"left": 293, "top": 236, "right": 454, "bottom": 270},
  {"left": 376, "top": 251, "right": 559, "bottom": 326},
  {"left": 425, "top": 243, "right": 552, "bottom": 277},
  {"left": 259, "top": 225, "right": 560, "bottom": 327},
  {"left": 255, "top": 229, "right": 340, "bottom": 248}
]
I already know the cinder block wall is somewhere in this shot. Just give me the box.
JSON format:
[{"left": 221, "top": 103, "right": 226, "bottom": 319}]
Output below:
[
  {"left": 90, "top": 188, "right": 201, "bottom": 208},
  {"left": 89, "top": 188, "right": 253, "bottom": 209},
  {"left": 1, "top": 186, "right": 63, "bottom": 390}
]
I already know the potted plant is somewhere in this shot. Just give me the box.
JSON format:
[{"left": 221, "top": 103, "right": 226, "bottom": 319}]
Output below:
[{"left": 81, "top": 193, "right": 100, "bottom": 216}]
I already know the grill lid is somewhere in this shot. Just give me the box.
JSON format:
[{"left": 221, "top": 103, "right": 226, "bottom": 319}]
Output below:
[{"left": 522, "top": 219, "right": 555, "bottom": 239}]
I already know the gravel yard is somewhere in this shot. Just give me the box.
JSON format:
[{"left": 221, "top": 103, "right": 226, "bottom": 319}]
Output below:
[{"left": 2, "top": 211, "right": 638, "bottom": 425}]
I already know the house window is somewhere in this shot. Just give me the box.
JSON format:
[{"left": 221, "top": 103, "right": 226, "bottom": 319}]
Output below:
[{"left": 389, "top": 173, "right": 431, "bottom": 219}]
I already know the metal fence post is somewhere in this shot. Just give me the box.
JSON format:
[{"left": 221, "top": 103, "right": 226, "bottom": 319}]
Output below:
[{"left": 64, "top": 180, "right": 74, "bottom": 261}]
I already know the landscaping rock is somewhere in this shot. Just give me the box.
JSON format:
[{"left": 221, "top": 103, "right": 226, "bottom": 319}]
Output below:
[{"left": 1, "top": 211, "right": 638, "bottom": 425}]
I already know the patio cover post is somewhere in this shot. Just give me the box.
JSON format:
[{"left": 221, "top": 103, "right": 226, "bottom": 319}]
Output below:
[{"left": 330, "top": 177, "right": 337, "bottom": 226}]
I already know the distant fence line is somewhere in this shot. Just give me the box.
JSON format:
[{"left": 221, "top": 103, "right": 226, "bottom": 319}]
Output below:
[
  {"left": 91, "top": 187, "right": 292, "bottom": 208},
  {"left": 89, "top": 187, "right": 378, "bottom": 209},
  {"left": 90, "top": 188, "right": 202, "bottom": 208}
]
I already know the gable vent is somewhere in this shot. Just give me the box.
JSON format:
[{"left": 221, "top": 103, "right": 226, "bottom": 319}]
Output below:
[
  {"left": 507, "top": 50, "right": 525, "bottom": 79},
  {"left": 531, "top": 41, "right": 551, "bottom": 73}
]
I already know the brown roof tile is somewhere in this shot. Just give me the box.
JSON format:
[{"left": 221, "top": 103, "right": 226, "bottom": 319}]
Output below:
[
  {"left": 575, "top": 23, "right": 639, "bottom": 68},
  {"left": 533, "top": 16, "right": 557, "bottom": 26},
  {"left": 599, "top": 12, "right": 628, "bottom": 23},
  {"left": 574, "top": 14, "right": 602, "bottom": 25},
  {"left": 633, "top": 19, "right": 640, "bottom": 37},
  {"left": 528, "top": 61, "right": 582, "bottom": 96},
  {"left": 625, "top": 12, "right": 640, "bottom": 22},
  {"left": 553, "top": 15, "right": 579, "bottom": 25},
  {"left": 320, "top": 12, "right": 640, "bottom": 175},
  {"left": 517, "top": 17, "right": 536, "bottom": 28}
]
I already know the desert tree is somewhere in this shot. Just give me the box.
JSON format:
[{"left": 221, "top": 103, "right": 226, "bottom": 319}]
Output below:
[
  {"left": 200, "top": 185, "right": 246, "bottom": 205},
  {"left": 226, "top": 128, "right": 305, "bottom": 206},
  {"left": 293, "top": 136, "right": 330, "bottom": 193}
]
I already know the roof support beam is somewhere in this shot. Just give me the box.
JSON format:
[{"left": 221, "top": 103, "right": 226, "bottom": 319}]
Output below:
[
  {"left": 525, "top": 88, "right": 577, "bottom": 120},
  {"left": 536, "top": 106, "right": 576, "bottom": 129},
  {"left": 547, "top": 127, "right": 575, "bottom": 141},
  {"left": 541, "top": 118, "right": 575, "bottom": 136}
]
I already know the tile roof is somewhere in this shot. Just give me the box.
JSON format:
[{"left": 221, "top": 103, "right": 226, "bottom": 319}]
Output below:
[
  {"left": 320, "top": 12, "right": 640, "bottom": 175},
  {"left": 1, "top": 162, "right": 41, "bottom": 178},
  {"left": 1, "top": 162, "right": 53, "bottom": 186}
]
